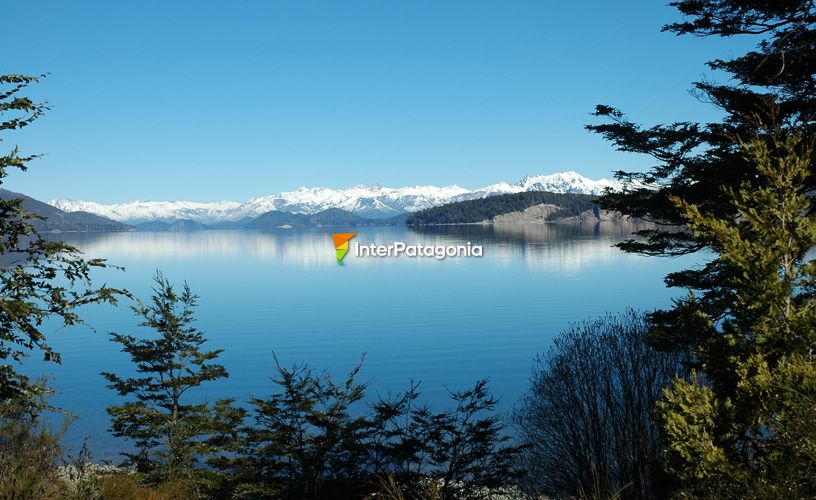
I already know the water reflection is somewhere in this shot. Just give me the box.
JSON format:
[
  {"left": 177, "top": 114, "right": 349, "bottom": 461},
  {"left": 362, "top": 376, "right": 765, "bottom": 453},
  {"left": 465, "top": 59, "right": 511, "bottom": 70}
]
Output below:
[
  {"left": 407, "top": 220, "right": 653, "bottom": 242},
  {"left": 407, "top": 221, "right": 656, "bottom": 272},
  {"left": 58, "top": 222, "right": 655, "bottom": 272},
  {"left": 34, "top": 222, "right": 688, "bottom": 460}
]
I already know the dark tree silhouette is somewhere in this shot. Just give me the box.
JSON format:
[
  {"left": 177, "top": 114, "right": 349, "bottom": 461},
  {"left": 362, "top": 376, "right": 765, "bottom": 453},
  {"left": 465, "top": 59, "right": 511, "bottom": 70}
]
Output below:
[
  {"left": 587, "top": 1, "right": 816, "bottom": 352},
  {"left": 222, "top": 358, "right": 524, "bottom": 500},
  {"left": 514, "top": 310, "right": 688, "bottom": 499}
]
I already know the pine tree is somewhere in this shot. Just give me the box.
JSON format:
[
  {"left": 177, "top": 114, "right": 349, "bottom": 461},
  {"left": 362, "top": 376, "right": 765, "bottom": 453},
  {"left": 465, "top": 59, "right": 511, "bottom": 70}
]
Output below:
[
  {"left": 102, "top": 271, "right": 244, "bottom": 487},
  {"left": 656, "top": 128, "right": 816, "bottom": 497}
]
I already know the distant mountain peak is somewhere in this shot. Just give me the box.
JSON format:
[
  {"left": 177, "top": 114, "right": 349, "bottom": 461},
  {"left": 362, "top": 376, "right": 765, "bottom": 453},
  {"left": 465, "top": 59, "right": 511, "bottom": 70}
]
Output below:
[{"left": 49, "top": 171, "right": 621, "bottom": 224}]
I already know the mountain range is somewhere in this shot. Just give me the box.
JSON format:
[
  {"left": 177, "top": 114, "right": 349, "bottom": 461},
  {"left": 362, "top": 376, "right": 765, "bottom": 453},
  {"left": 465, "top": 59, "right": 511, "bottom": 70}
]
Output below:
[
  {"left": 0, "top": 189, "right": 134, "bottom": 232},
  {"left": 49, "top": 172, "right": 619, "bottom": 224}
]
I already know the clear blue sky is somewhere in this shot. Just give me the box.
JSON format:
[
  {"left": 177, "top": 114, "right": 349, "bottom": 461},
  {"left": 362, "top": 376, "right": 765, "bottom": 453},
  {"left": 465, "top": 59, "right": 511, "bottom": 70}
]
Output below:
[{"left": 4, "top": 1, "right": 751, "bottom": 203}]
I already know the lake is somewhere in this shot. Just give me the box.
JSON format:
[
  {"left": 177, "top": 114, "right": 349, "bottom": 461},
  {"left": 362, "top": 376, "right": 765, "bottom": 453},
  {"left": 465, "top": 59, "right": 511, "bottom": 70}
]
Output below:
[{"left": 26, "top": 223, "right": 697, "bottom": 460}]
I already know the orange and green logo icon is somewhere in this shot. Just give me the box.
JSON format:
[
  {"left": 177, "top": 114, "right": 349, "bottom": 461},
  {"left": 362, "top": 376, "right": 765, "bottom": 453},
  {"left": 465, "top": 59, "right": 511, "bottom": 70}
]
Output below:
[{"left": 332, "top": 232, "right": 357, "bottom": 265}]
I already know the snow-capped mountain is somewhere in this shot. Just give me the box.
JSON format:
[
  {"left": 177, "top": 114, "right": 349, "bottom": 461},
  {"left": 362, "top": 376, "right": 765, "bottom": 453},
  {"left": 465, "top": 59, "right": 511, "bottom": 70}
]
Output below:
[
  {"left": 48, "top": 199, "right": 243, "bottom": 225},
  {"left": 49, "top": 171, "right": 620, "bottom": 224},
  {"left": 455, "top": 172, "right": 620, "bottom": 201}
]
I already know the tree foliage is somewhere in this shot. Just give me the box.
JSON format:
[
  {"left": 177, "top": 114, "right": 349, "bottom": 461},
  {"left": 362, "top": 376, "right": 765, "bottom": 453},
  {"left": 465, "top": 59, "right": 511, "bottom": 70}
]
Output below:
[
  {"left": 514, "top": 310, "right": 688, "bottom": 499},
  {"left": 227, "top": 358, "right": 371, "bottom": 499},
  {"left": 588, "top": 0, "right": 815, "bottom": 267},
  {"left": 224, "top": 359, "right": 524, "bottom": 500},
  {"left": 369, "top": 378, "right": 524, "bottom": 499},
  {"left": 0, "top": 74, "right": 126, "bottom": 405},
  {"left": 656, "top": 130, "right": 816, "bottom": 497},
  {"left": 102, "top": 272, "right": 244, "bottom": 487},
  {"left": 588, "top": 1, "right": 816, "bottom": 495},
  {"left": 0, "top": 381, "right": 69, "bottom": 499}
]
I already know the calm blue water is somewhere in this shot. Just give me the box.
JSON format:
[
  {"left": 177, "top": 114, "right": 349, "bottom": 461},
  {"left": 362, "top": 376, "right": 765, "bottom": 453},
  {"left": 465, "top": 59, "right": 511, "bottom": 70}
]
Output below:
[{"left": 25, "top": 224, "right": 697, "bottom": 460}]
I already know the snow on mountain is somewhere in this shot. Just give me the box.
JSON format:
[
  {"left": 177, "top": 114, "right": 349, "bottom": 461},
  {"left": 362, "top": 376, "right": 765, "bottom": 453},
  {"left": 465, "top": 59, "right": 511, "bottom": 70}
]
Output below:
[
  {"left": 48, "top": 172, "right": 621, "bottom": 224},
  {"left": 235, "top": 184, "right": 471, "bottom": 220},
  {"left": 518, "top": 171, "right": 619, "bottom": 194},
  {"left": 48, "top": 199, "right": 242, "bottom": 224},
  {"left": 454, "top": 171, "right": 619, "bottom": 201}
]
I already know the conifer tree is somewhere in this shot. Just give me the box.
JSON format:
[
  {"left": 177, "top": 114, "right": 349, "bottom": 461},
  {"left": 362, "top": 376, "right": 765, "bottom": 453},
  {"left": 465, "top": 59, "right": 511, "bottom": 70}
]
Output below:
[
  {"left": 588, "top": 1, "right": 815, "bottom": 344},
  {"left": 102, "top": 271, "right": 244, "bottom": 486},
  {"left": 230, "top": 358, "right": 371, "bottom": 499},
  {"left": 225, "top": 359, "right": 524, "bottom": 500},
  {"left": 656, "top": 128, "right": 816, "bottom": 496},
  {"left": 584, "top": 2, "right": 816, "bottom": 493}
]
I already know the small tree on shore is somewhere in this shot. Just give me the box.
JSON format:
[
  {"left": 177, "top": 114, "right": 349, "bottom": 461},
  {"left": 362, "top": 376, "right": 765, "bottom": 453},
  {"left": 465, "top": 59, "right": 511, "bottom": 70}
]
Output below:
[
  {"left": 224, "top": 358, "right": 524, "bottom": 500},
  {"left": 425, "top": 379, "right": 525, "bottom": 499},
  {"left": 227, "top": 358, "right": 371, "bottom": 499},
  {"left": 102, "top": 271, "right": 244, "bottom": 487},
  {"left": 367, "top": 378, "right": 526, "bottom": 500}
]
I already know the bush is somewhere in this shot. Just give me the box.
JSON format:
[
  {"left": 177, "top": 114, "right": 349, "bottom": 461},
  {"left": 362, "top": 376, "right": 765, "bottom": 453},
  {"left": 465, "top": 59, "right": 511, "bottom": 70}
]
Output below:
[
  {"left": 0, "top": 385, "right": 70, "bottom": 498},
  {"left": 514, "top": 310, "right": 688, "bottom": 499}
]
